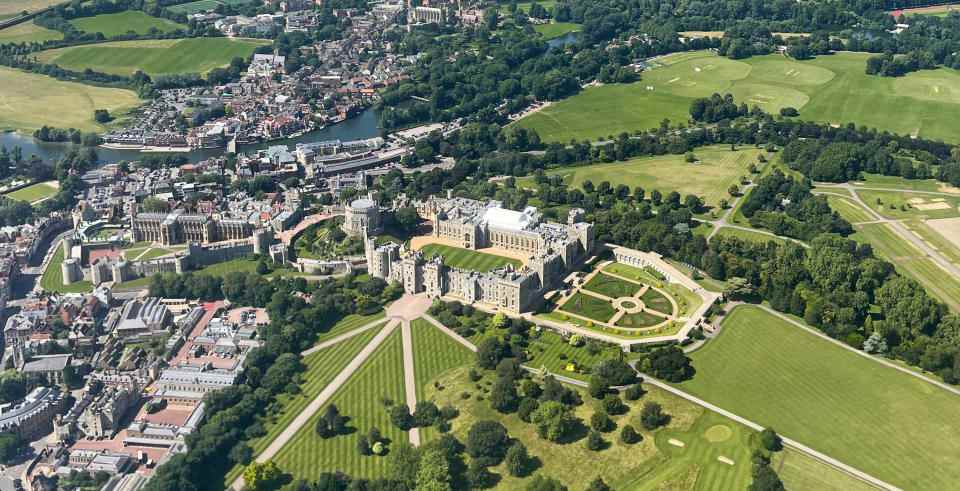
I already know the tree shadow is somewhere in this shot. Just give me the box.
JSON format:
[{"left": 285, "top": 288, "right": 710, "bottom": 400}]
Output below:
[{"left": 556, "top": 419, "right": 590, "bottom": 444}]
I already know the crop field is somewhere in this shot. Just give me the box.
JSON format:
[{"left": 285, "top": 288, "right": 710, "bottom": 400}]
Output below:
[
  {"left": 417, "top": 243, "right": 521, "bottom": 272},
  {"left": 522, "top": 146, "right": 759, "bottom": 209},
  {"left": 0, "top": 66, "right": 140, "bottom": 133},
  {"left": 4, "top": 181, "right": 57, "bottom": 203},
  {"left": 0, "top": 21, "right": 61, "bottom": 44},
  {"left": 315, "top": 312, "right": 386, "bottom": 344},
  {"left": 69, "top": 11, "right": 186, "bottom": 37},
  {"left": 678, "top": 305, "right": 960, "bottom": 490},
  {"left": 0, "top": 0, "right": 62, "bottom": 16},
  {"left": 560, "top": 291, "right": 617, "bottom": 322},
  {"left": 583, "top": 272, "right": 643, "bottom": 298},
  {"left": 273, "top": 329, "right": 407, "bottom": 481},
  {"left": 517, "top": 51, "right": 960, "bottom": 143},
  {"left": 223, "top": 326, "right": 383, "bottom": 486},
  {"left": 37, "top": 37, "right": 270, "bottom": 76},
  {"left": 852, "top": 222, "right": 960, "bottom": 311},
  {"left": 40, "top": 246, "right": 92, "bottom": 294},
  {"left": 534, "top": 22, "right": 581, "bottom": 40}
]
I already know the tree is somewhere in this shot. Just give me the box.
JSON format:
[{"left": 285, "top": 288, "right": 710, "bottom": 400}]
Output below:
[
  {"left": 590, "top": 410, "right": 613, "bottom": 432},
  {"left": 585, "top": 430, "right": 604, "bottom": 451},
  {"left": 645, "top": 346, "right": 695, "bottom": 382},
  {"left": 623, "top": 383, "right": 645, "bottom": 401},
  {"left": 728, "top": 184, "right": 740, "bottom": 197},
  {"left": 476, "top": 337, "right": 507, "bottom": 369},
  {"left": 357, "top": 435, "right": 371, "bottom": 456},
  {"left": 242, "top": 461, "right": 282, "bottom": 491},
  {"left": 415, "top": 448, "right": 452, "bottom": 491},
  {"left": 518, "top": 397, "right": 539, "bottom": 422},
  {"left": 387, "top": 443, "right": 421, "bottom": 489},
  {"left": 504, "top": 441, "right": 531, "bottom": 477},
  {"left": 749, "top": 463, "right": 786, "bottom": 491},
  {"left": 413, "top": 401, "right": 440, "bottom": 427},
  {"left": 466, "top": 420, "right": 509, "bottom": 463},
  {"left": 760, "top": 428, "right": 783, "bottom": 452},
  {"left": 531, "top": 401, "right": 576, "bottom": 442},
  {"left": 525, "top": 475, "right": 568, "bottom": 491},
  {"left": 93, "top": 109, "right": 112, "bottom": 123},
  {"left": 390, "top": 404, "right": 414, "bottom": 430},
  {"left": 142, "top": 196, "right": 170, "bottom": 213},
  {"left": 620, "top": 424, "right": 641, "bottom": 444},
  {"left": 490, "top": 376, "right": 519, "bottom": 413},
  {"left": 587, "top": 477, "right": 611, "bottom": 491},
  {"left": 601, "top": 394, "right": 627, "bottom": 415},
  {"left": 587, "top": 374, "right": 607, "bottom": 399},
  {"left": 395, "top": 207, "right": 420, "bottom": 233},
  {"left": 640, "top": 402, "right": 669, "bottom": 430},
  {"left": 0, "top": 433, "right": 20, "bottom": 465}
]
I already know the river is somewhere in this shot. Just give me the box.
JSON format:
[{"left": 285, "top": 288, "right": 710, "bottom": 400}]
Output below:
[{"left": 0, "top": 107, "right": 383, "bottom": 165}]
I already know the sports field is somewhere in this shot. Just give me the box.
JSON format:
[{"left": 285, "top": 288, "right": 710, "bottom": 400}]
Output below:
[
  {"left": 0, "top": 0, "right": 62, "bottom": 16},
  {"left": 0, "top": 66, "right": 140, "bottom": 132},
  {"left": 517, "top": 51, "right": 960, "bottom": 143},
  {"left": 4, "top": 181, "right": 57, "bottom": 203},
  {"left": 37, "top": 37, "right": 270, "bottom": 76},
  {"left": 417, "top": 243, "right": 522, "bottom": 272},
  {"left": 678, "top": 305, "right": 960, "bottom": 490},
  {"left": 273, "top": 328, "right": 407, "bottom": 480},
  {"left": 69, "top": 11, "right": 186, "bottom": 37},
  {"left": 0, "top": 21, "right": 61, "bottom": 44}
]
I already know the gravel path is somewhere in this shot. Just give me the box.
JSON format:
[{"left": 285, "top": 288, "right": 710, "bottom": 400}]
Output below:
[{"left": 401, "top": 319, "right": 420, "bottom": 446}]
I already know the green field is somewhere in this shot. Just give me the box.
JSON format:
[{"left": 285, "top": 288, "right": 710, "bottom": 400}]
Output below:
[
  {"left": 224, "top": 326, "right": 384, "bottom": 486},
  {"left": 69, "top": 11, "right": 186, "bottom": 37},
  {"left": 677, "top": 305, "right": 960, "bottom": 490},
  {"left": 824, "top": 195, "right": 875, "bottom": 223},
  {"left": 855, "top": 189, "right": 960, "bottom": 220},
  {"left": 40, "top": 246, "right": 92, "bottom": 294},
  {"left": 417, "top": 243, "right": 522, "bottom": 272},
  {"left": 534, "top": 22, "right": 580, "bottom": 40},
  {"left": 166, "top": 0, "right": 250, "bottom": 14},
  {"left": 0, "top": 66, "right": 140, "bottom": 133},
  {"left": 0, "top": 0, "right": 63, "bottom": 16},
  {"left": 37, "top": 37, "right": 270, "bottom": 76},
  {"left": 274, "top": 328, "right": 407, "bottom": 480},
  {"left": 560, "top": 291, "right": 617, "bottom": 322},
  {"left": 583, "top": 272, "right": 643, "bottom": 298},
  {"left": 524, "top": 330, "right": 621, "bottom": 380},
  {"left": 521, "top": 146, "right": 759, "bottom": 209},
  {"left": 315, "top": 312, "right": 386, "bottom": 344},
  {"left": 4, "top": 182, "right": 57, "bottom": 203},
  {"left": 713, "top": 226, "right": 786, "bottom": 245},
  {"left": 615, "top": 311, "right": 663, "bottom": 328},
  {"left": 518, "top": 51, "right": 960, "bottom": 143},
  {"left": 0, "top": 21, "right": 61, "bottom": 44},
  {"left": 855, "top": 174, "right": 947, "bottom": 192},
  {"left": 411, "top": 318, "right": 474, "bottom": 442},
  {"left": 640, "top": 288, "right": 672, "bottom": 311}
]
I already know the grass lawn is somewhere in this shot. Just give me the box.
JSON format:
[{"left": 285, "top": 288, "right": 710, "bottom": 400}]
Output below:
[
  {"left": 273, "top": 328, "right": 407, "bottom": 481},
  {"left": 524, "top": 330, "right": 621, "bottom": 381},
  {"left": 603, "top": 262, "right": 664, "bottom": 285},
  {"left": 223, "top": 326, "right": 383, "bottom": 486},
  {"left": 40, "top": 246, "right": 92, "bottom": 294},
  {"left": 192, "top": 257, "right": 302, "bottom": 279},
  {"left": 534, "top": 22, "right": 581, "bottom": 40},
  {"left": 855, "top": 189, "right": 960, "bottom": 220},
  {"left": 0, "top": 66, "right": 140, "bottom": 133},
  {"left": 69, "top": 11, "right": 186, "bottom": 37},
  {"left": 4, "top": 181, "right": 57, "bottom": 203},
  {"left": 640, "top": 288, "right": 672, "bottom": 312},
  {"left": 418, "top": 243, "right": 522, "bottom": 272},
  {"left": 851, "top": 223, "right": 960, "bottom": 311},
  {"left": 824, "top": 195, "right": 875, "bottom": 223},
  {"left": 582, "top": 272, "right": 642, "bottom": 298},
  {"left": 906, "top": 219, "right": 960, "bottom": 264},
  {"left": 167, "top": 0, "right": 249, "bottom": 14},
  {"left": 315, "top": 312, "right": 386, "bottom": 344},
  {"left": 615, "top": 311, "right": 663, "bottom": 328},
  {"left": 37, "top": 37, "right": 270, "bottom": 76},
  {"left": 713, "top": 227, "right": 786, "bottom": 245},
  {"left": 112, "top": 275, "right": 152, "bottom": 291},
  {"left": 521, "top": 146, "right": 759, "bottom": 209},
  {"left": 854, "top": 174, "right": 947, "bottom": 192},
  {"left": 517, "top": 50, "right": 960, "bottom": 143},
  {"left": 135, "top": 247, "right": 175, "bottom": 261},
  {"left": 559, "top": 292, "right": 617, "bottom": 323},
  {"left": 0, "top": 0, "right": 63, "bottom": 16},
  {"left": 677, "top": 305, "right": 960, "bottom": 490},
  {"left": 0, "top": 21, "right": 62, "bottom": 44},
  {"left": 411, "top": 318, "right": 474, "bottom": 442}
]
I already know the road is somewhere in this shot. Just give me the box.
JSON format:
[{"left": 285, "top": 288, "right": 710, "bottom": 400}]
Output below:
[
  {"left": 400, "top": 320, "right": 420, "bottom": 446},
  {"left": 230, "top": 319, "right": 400, "bottom": 491},
  {"left": 813, "top": 183, "right": 960, "bottom": 279}
]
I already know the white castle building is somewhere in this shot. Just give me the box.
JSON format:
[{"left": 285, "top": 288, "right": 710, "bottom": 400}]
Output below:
[{"left": 366, "top": 198, "right": 594, "bottom": 314}]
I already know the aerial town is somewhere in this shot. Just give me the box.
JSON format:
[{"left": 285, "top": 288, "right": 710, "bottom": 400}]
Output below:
[{"left": 0, "top": 0, "right": 956, "bottom": 489}]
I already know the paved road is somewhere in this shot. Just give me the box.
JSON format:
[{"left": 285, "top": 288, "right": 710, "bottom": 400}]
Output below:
[
  {"left": 400, "top": 320, "right": 420, "bottom": 446},
  {"left": 301, "top": 318, "right": 390, "bottom": 357},
  {"left": 815, "top": 183, "right": 960, "bottom": 279},
  {"left": 230, "top": 319, "right": 400, "bottom": 491}
]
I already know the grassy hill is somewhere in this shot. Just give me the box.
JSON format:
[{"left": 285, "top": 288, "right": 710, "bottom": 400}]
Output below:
[
  {"left": 0, "top": 0, "right": 63, "bottom": 17},
  {"left": 517, "top": 51, "right": 960, "bottom": 143},
  {"left": 69, "top": 11, "right": 186, "bottom": 37},
  {"left": 36, "top": 37, "right": 270, "bottom": 76},
  {"left": 0, "top": 21, "right": 62, "bottom": 44}
]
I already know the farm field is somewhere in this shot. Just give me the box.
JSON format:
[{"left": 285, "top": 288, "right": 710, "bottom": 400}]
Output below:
[
  {"left": 534, "top": 22, "right": 580, "bottom": 40},
  {"left": 4, "top": 181, "right": 57, "bottom": 203},
  {"left": 273, "top": 328, "right": 407, "bottom": 481},
  {"left": 0, "top": 66, "right": 140, "bottom": 132},
  {"left": 40, "top": 246, "right": 92, "bottom": 294},
  {"left": 517, "top": 51, "right": 960, "bottom": 143},
  {"left": 677, "top": 305, "right": 960, "bottom": 490},
  {"left": 852, "top": 222, "right": 960, "bottom": 311},
  {"left": 223, "top": 326, "right": 384, "bottom": 486},
  {"left": 69, "top": 11, "right": 185, "bottom": 37},
  {"left": 0, "top": 21, "right": 61, "bottom": 44},
  {"left": 0, "top": 0, "right": 62, "bottom": 16},
  {"left": 37, "top": 37, "right": 269, "bottom": 76},
  {"left": 520, "top": 146, "right": 760, "bottom": 209},
  {"left": 417, "top": 243, "right": 521, "bottom": 272}
]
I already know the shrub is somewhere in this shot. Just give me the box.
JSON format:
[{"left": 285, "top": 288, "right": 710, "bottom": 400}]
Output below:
[
  {"left": 518, "top": 397, "right": 539, "bottom": 422},
  {"left": 585, "top": 430, "right": 604, "bottom": 451},
  {"left": 505, "top": 441, "right": 531, "bottom": 477},
  {"left": 623, "top": 383, "right": 645, "bottom": 401},
  {"left": 602, "top": 394, "right": 627, "bottom": 415},
  {"left": 466, "top": 421, "right": 509, "bottom": 463},
  {"left": 590, "top": 410, "right": 613, "bottom": 432},
  {"left": 640, "top": 402, "right": 669, "bottom": 430},
  {"left": 620, "top": 424, "right": 641, "bottom": 444}
]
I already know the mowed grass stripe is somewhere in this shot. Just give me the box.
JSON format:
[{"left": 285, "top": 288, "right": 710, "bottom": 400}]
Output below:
[
  {"left": 825, "top": 195, "right": 875, "bottom": 223},
  {"left": 411, "top": 318, "right": 474, "bottom": 442},
  {"left": 677, "top": 305, "right": 960, "bottom": 490},
  {"left": 525, "top": 330, "right": 619, "bottom": 381},
  {"left": 223, "top": 325, "right": 383, "bottom": 486},
  {"left": 4, "top": 182, "right": 57, "bottom": 203},
  {"left": 315, "top": 311, "right": 386, "bottom": 344},
  {"left": 274, "top": 328, "right": 406, "bottom": 480},
  {"left": 418, "top": 243, "right": 521, "bottom": 272}
]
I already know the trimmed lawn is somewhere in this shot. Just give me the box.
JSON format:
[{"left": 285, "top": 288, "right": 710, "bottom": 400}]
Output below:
[
  {"left": 560, "top": 291, "right": 617, "bottom": 323},
  {"left": 167, "top": 0, "right": 249, "bottom": 14},
  {"left": 517, "top": 51, "right": 960, "bottom": 143},
  {"left": 69, "top": 11, "right": 186, "bottom": 37},
  {"left": 411, "top": 318, "right": 474, "bottom": 442},
  {"left": 855, "top": 174, "right": 945, "bottom": 192},
  {"left": 136, "top": 247, "right": 175, "bottom": 261},
  {"left": 824, "top": 195, "right": 875, "bottom": 223},
  {"left": 37, "top": 37, "right": 270, "bottom": 76},
  {"left": 418, "top": 243, "right": 521, "bottom": 272},
  {"left": 4, "top": 182, "right": 57, "bottom": 203},
  {"left": 524, "top": 330, "right": 621, "bottom": 380},
  {"left": 315, "top": 312, "right": 386, "bottom": 344},
  {"left": 615, "top": 311, "right": 663, "bottom": 328},
  {"left": 855, "top": 189, "right": 960, "bottom": 220},
  {"left": 0, "top": 21, "right": 62, "bottom": 44},
  {"left": 713, "top": 227, "right": 787, "bottom": 245},
  {"left": 677, "top": 305, "right": 960, "bottom": 491},
  {"left": 640, "top": 288, "right": 672, "bottom": 313},
  {"left": 224, "top": 326, "right": 384, "bottom": 486},
  {"left": 0, "top": 66, "right": 140, "bottom": 133},
  {"left": 582, "top": 272, "right": 642, "bottom": 298},
  {"left": 273, "top": 328, "right": 407, "bottom": 480},
  {"left": 603, "top": 262, "right": 664, "bottom": 284},
  {"left": 40, "top": 246, "right": 92, "bottom": 294},
  {"left": 534, "top": 22, "right": 581, "bottom": 40}
]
